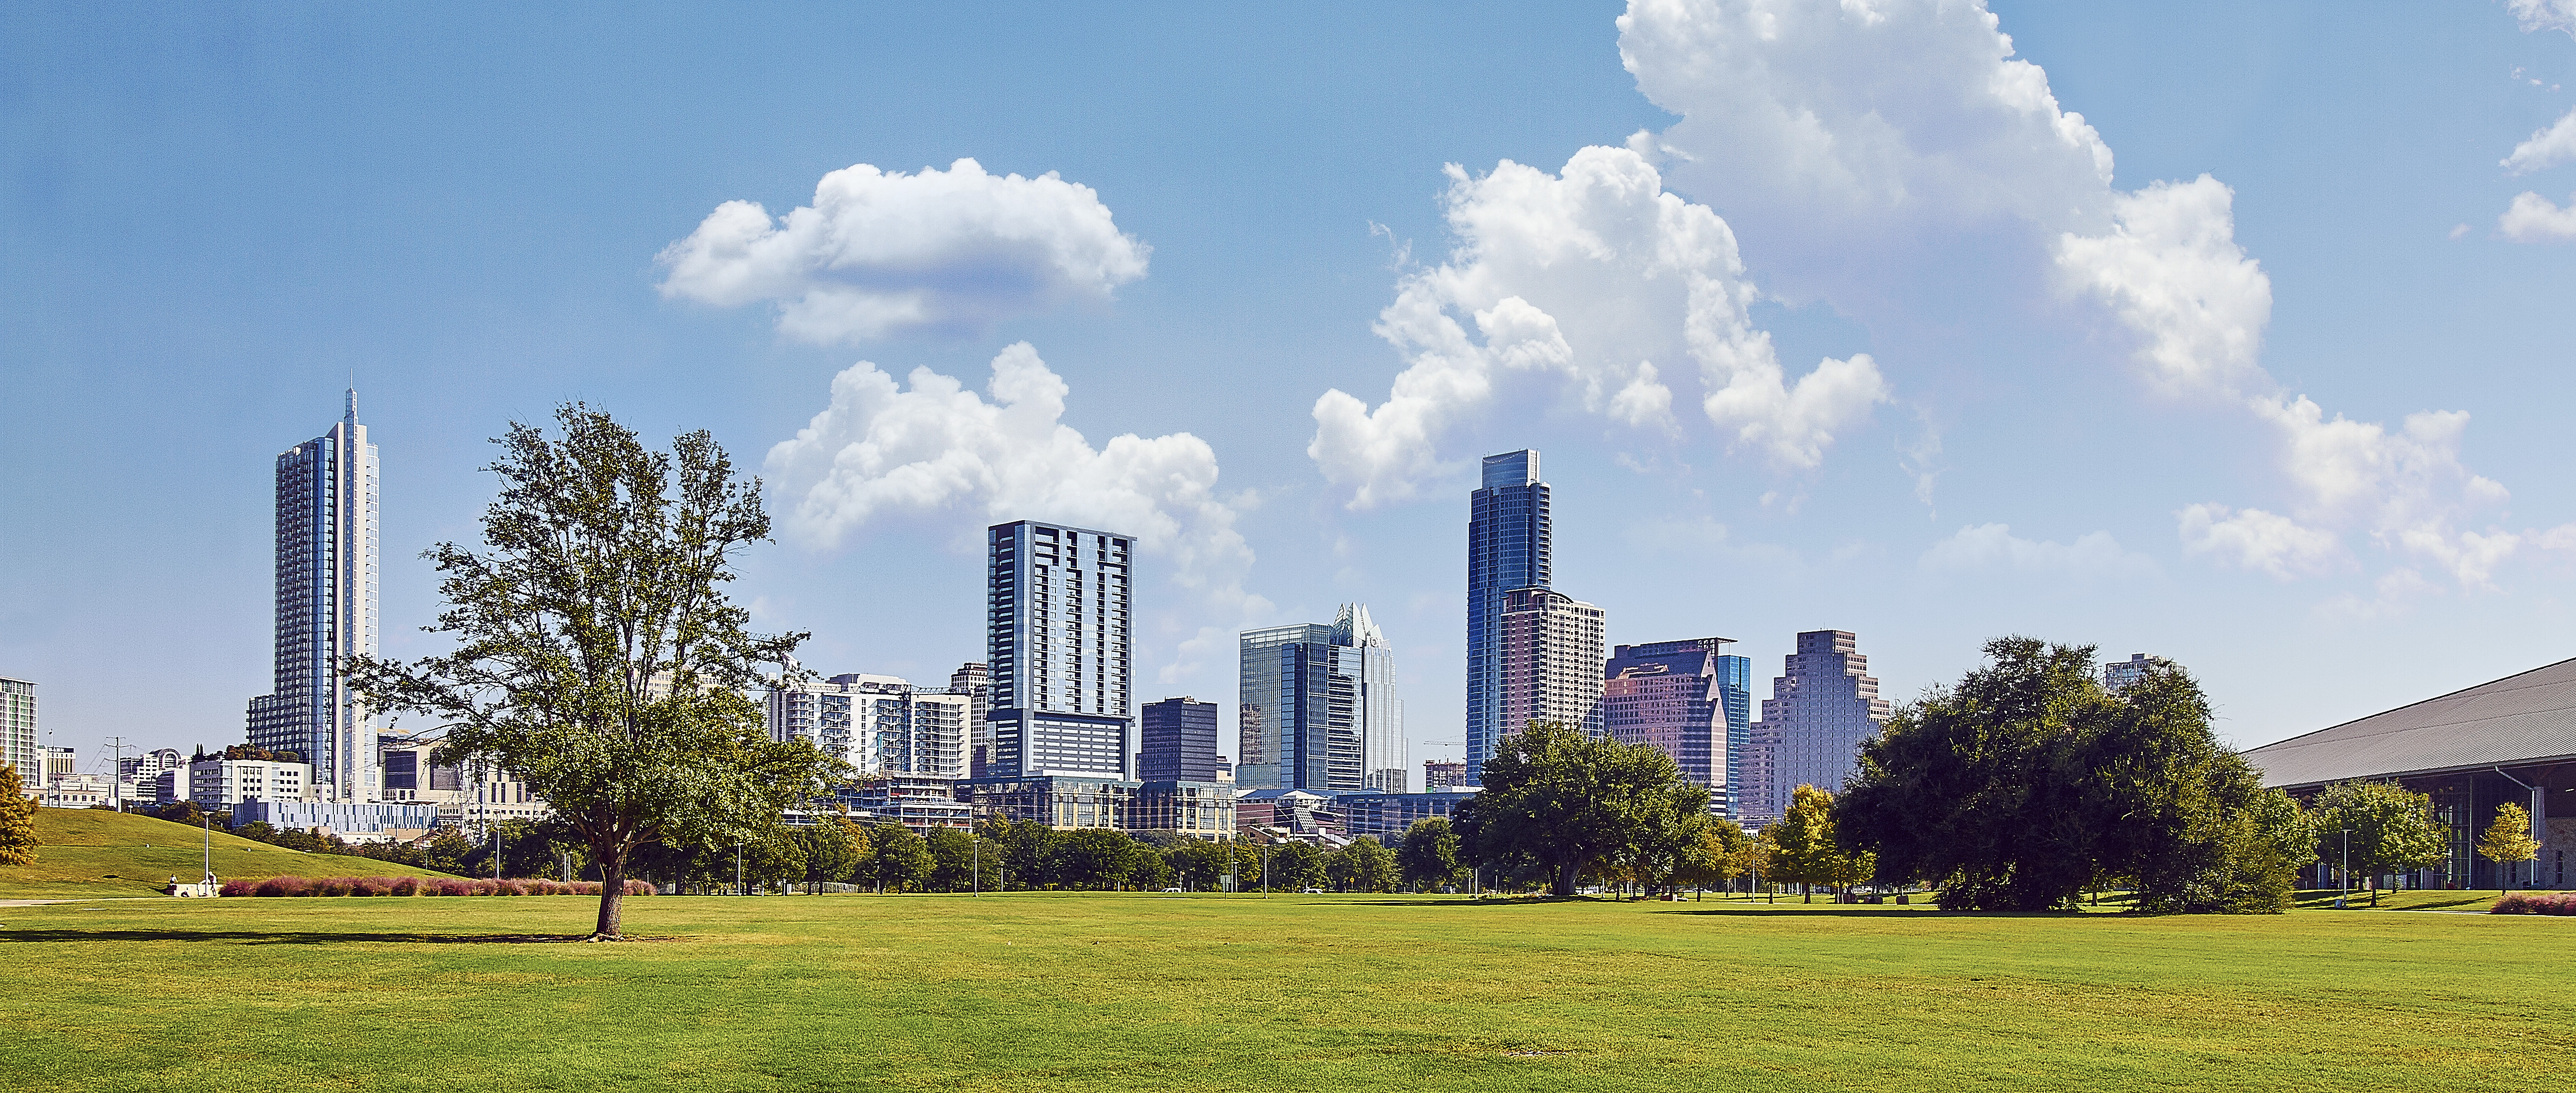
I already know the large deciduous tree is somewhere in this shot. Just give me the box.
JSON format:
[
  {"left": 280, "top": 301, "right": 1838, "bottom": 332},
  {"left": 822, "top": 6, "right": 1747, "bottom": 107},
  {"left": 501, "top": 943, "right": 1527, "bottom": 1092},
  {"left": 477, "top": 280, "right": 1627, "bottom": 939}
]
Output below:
[
  {"left": 1327, "top": 836, "right": 1399, "bottom": 893},
  {"left": 1395, "top": 817, "right": 1463, "bottom": 892},
  {"left": 1770, "top": 785, "right": 1870, "bottom": 902},
  {"left": 1453, "top": 721, "right": 1709, "bottom": 897},
  {"left": 1835, "top": 637, "right": 2298, "bottom": 914},
  {"left": 343, "top": 406, "right": 840, "bottom": 938},
  {"left": 2308, "top": 780, "right": 2448, "bottom": 905}
]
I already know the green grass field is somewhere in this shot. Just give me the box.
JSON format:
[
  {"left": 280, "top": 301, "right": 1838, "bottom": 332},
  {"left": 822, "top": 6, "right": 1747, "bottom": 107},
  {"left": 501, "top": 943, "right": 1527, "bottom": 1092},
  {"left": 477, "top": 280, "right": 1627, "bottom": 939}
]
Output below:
[
  {"left": 2, "top": 891, "right": 2569, "bottom": 1092},
  {"left": 0, "top": 809, "right": 457, "bottom": 898}
]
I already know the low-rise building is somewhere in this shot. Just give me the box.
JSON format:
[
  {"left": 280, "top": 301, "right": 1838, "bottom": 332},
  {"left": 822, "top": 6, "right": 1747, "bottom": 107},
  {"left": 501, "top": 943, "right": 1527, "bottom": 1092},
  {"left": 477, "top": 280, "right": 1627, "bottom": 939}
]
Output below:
[
  {"left": 189, "top": 758, "right": 310, "bottom": 810},
  {"left": 839, "top": 776, "right": 974, "bottom": 832},
  {"left": 1131, "top": 780, "right": 1237, "bottom": 841},
  {"left": 233, "top": 800, "right": 439, "bottom": 843},
  {"left": 1234, "top": 788, "right": 1342, "bottom": 842},
  {"left": 1334, "top": 788, "right": 1479, "bottom": 844}
]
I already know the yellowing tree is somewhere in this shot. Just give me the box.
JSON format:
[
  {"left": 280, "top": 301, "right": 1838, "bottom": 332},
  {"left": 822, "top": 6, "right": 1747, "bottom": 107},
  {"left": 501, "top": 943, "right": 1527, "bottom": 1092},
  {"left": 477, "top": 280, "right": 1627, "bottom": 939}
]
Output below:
[
  {"left": 1769, "top": 784, "right": 1868, "bottom": 903},
  {"left": 2478, "top": 803, "right": 2542, "bottom": 890},
  {"left": 0, "top": 764, "right": 36, "bottom": 866}
]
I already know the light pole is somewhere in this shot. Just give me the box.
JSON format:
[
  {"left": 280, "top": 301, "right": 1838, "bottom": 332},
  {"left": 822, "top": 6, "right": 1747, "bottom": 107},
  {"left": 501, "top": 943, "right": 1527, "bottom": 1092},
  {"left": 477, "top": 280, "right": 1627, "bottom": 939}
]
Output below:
[
  {"left": 2336, "top": 828, "right": 2350, "bottom": 909},
  {"left": 735, "top": 841, "right": 744, "bottom": 896},
  {"left": 972, "top": 820, "right": 981, "bottom": 897}
]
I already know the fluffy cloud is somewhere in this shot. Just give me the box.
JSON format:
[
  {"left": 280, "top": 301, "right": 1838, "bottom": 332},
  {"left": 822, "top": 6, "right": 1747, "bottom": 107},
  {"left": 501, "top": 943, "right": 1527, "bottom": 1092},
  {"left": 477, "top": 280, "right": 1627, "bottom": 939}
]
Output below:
[
  {"left": 659, "top": 159, "right": 1148, "bottom": 343},
  {"left": 1920, "top": 524, "right": 2159, "bottom": 579},
  {"left": 2055, "top": 177, "right": 2272, "bottom": 396},
  {"left": 1308, "top": 146, "right": 1885, "bottom": 508},
  {"left": 2499, "top": 190, "right": 2576, "bottom": 241},
  {"left": 1615, "top": 0, "right": 2531, "bottom": 591},
  {"left": 2502, "top": 106, "right": 2576, "bottom": 175},
  {"left": 766, "top": 342, "right": 1264, "bottom": 682},
  {"left": 2509, "top": 0, "right": 2576, "bottom": 37},
  {"left": 2176, "top": 504, "right": 2346, "bottom": 580}
]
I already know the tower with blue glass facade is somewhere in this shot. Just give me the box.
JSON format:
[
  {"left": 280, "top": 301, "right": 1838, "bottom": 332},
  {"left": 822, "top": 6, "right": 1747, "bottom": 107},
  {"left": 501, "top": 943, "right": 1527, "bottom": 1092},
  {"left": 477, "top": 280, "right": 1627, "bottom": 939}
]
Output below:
[
  {"left": 1466, "top": 450, "right": 1548, "bottom": 784},
  {"left": 1603, "top": 637, "right": 1752, "bottom": 816},
  {"left": 244, "top": 388, "right": 379, "bottom": 804}
]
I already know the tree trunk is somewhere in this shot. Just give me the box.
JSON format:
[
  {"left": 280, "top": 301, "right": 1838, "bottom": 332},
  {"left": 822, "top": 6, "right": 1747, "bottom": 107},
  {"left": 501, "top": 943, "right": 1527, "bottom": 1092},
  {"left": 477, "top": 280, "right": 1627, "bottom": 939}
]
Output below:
[
  {"left": 593, "top": 849, "right": 627, "bottom": 940},
  {"left": 1553, "top": 860, "right": 1579, "bottom": 897}
]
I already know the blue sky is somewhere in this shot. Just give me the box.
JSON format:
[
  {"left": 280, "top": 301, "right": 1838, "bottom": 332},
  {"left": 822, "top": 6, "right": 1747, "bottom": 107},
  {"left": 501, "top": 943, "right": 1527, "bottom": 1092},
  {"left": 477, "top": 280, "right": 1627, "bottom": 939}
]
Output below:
[{"left": 5, "top": 1, "right": 2573, "bottom": 781}]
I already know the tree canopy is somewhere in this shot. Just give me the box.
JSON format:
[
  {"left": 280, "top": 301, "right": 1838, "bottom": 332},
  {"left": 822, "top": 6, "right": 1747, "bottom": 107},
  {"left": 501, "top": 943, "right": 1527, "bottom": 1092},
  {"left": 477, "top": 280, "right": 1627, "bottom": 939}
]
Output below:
[
  {"left": 2478, "top": 803, "right": 2542, "bottom": 889},
  {"left": 2308, "top": 780, "right": 2447, "bottom": 904},
  {"left": 343, "top": 405, "right": 840, "bottom": 938},
  {"left": 1769, "top": 785, "right": 1870, "bottom": 902},
  {"left": 1395, "top": 817, "right": 1464, "bottom": 892},
  {"left": 1835, "top": 637, "right": 2300, "bottom": 913},
  {"left": 1453, "top": 721, "right": 1715, "bottom": 896},
  {"left": 0, "top": 764, "right": 37, "bottom": 866}
]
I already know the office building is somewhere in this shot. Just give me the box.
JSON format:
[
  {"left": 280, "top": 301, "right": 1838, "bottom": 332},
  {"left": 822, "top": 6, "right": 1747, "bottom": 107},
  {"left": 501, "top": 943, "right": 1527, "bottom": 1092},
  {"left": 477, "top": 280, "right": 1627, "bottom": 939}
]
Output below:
[
  {"left": 839, "top": 775, "right": 976, "bottom": 832},
  {"left": 768, "top": 673, "right": 971, "bottom": 780},
  {"left": 1142, "top": 697, "right": 1221, "bottom": 781},
  {"left": 189, "top": 757, "right": 311, "bottom": 810},
  {"left": 1604, "top": 638, "right": 1750, "bottom": 814},
  {"left": 1337, "top": 788, "right": 1479, "bottom": 845},
  {"left": 1236, "top": 604, "right": 1403, "bottom": 793},
  {"left": 1131, "top": 780, "right": 1237, "bottom": 841},
  {"left": 1423, "top": 760, "right": 1469, "bottom": 790},
  {"left": 982, "top": 521, "right": 1135, "bottom": 779},
  {"left": 1467, "top": 450, "right": 1550, "bottom": 783},
  {"left": 1745, "top": 630, "right": 1891, "bottom": 824},
  {"left": 951, "top": 662, "right": 991, "bottom": 774},
  {"left": 245, "top": 388, "right": 380, "bottom": 804},
  {"left": 118, "top": 748, "right": 184, "bottom": 781},
  {"left": 2103, "top": 653, "right": 2169, "bottom": 694},
  {"left": 0, "top": 677, "right": 35, "bottom": 792},
  {"left": 1497, "top": 587, "right": 1606, "bottom": 740},
  {"left": 232, "top": 800, "right": 438, "bottom": 842}
]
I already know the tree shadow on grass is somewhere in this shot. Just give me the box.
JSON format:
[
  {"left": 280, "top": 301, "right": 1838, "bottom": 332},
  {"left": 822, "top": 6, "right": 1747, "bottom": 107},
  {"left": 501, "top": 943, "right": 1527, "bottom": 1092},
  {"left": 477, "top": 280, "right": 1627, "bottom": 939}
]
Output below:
[
  {"left": 1341, "top": 896, "right": 1620, "bottom": 909},
  {"left": 0, "top": 929, "right": 618, "bottom": 944},
  {"left": 1654, "top": 906, "right": 2102, "bottom": 919}
]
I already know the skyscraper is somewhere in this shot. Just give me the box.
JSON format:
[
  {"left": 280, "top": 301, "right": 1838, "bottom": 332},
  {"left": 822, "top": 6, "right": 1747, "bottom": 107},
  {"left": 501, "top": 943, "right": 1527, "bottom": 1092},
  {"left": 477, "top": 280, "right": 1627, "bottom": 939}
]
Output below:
[
  {"left": 0, "top": 677, "right": 33, "bottom": 793},
  {"left": 1235, "top": 604, "right": 1403, "bottom": 792},
  {"left": 1603, "top": 637, "right": 1751, "bottom": 814},
  {"left": 1140, "top": 696, "right": 1220, "bottom": 781},
  {"left": 245, "top": 389, "right": 379, "bottom": 804},
  {"left": 983, "top": 520, "right": 1134, "bottom": 779},
  {"left": 950, "top": 661, "right": 991, "bottom": 774},
  {"left": 1497, "top": 587, "right": 1605, "bottom": 741},
  {"left": 1466, "top": 450, "right": 1548, "bottom": 783},
  {"left": 1746, "top": 630, "right": 1891, "bottom": 824}
]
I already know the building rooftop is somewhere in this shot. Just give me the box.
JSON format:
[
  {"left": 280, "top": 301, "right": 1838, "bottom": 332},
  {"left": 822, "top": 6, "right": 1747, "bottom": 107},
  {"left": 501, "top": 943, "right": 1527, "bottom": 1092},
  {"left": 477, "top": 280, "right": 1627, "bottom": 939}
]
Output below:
[{"left": 2243, "top": 656, "right": 2576, "bottom": 788}]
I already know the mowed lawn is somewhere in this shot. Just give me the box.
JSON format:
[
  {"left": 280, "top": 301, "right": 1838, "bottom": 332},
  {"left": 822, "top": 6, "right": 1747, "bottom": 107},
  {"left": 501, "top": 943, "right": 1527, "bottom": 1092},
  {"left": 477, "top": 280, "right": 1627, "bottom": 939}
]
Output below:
[{"left": 1, "top": 893, "right": 2568, "bottom": 1092}]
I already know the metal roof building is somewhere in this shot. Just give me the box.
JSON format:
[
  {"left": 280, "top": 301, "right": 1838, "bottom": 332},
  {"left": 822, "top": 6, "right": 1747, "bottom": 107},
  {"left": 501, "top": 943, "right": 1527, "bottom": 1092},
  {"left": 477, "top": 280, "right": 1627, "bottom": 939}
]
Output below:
[{"left": 2245, "top": 657, "right": 2576, "bottom": 890}]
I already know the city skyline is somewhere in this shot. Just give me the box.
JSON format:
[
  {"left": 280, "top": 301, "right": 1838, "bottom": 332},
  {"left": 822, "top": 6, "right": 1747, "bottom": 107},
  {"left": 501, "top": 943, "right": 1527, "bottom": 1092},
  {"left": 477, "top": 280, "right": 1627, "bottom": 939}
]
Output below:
[{"left": 9, "top": 3, "right": 2576, "bottom": 778}]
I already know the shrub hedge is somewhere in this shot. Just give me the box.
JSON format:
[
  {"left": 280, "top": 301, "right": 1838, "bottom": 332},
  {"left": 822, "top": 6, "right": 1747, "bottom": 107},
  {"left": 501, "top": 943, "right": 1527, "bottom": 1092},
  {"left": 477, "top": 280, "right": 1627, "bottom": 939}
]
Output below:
[
  {"left": 213, "top": 876, "right": 652, "bottom": 897},
  {"left": 2490, "top": 892, "right": 2576, "bottom": 915}
]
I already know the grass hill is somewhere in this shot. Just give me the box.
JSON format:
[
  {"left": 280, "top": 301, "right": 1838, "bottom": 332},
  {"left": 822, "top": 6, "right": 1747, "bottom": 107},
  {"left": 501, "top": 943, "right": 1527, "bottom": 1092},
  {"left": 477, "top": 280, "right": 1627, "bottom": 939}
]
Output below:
[{"left": 0, "top": 808, "right": 459, "bottom": 899}]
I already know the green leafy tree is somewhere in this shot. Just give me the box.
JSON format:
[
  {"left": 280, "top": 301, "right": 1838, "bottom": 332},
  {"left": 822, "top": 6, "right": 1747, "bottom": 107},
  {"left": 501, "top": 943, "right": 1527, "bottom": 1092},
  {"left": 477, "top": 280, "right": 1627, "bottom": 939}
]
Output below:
[
  {"left": 1623, "top": 779, "right": 1717, "bottom": 897},
  {"left": 1163, "top": 839, "right": 1231, "bottom": 891},
  {"left": 343, "top": 405, "right": 838, "bottom": 937},
  {"left": 2309, "top": 780, "right": 2449, "bottom": 905},
  {"left": 2478, "top": 803, "right": 2542, "bottom": 890},
  {"left": 0, "top": 764, "right": 38, "bottom": 866},
  {"left": 989, "top": 817, "right": 1056, "bottom": 890},
  {"left": 1453, "top": 721, "right": 1697, "bottom": 896},
  {"left": 1129, "top": 846, "right": 1175, "bottom": 890},
  {"left": 1051, "top": 829, "right": 1140, "bottom": 890},
  {"left": 1838, "top": 637, "right": 2294, "bottom": 913},
  {"left": 926, "top": 826, "right": 980, "bottom": 892},
  {"left": 740, "top": 826, "right": 808, "bottom": 893},
  {"left": 1327, "top": 837, "right": 1399, "bottom": 893},
  {"left": 860, "top": 822, "right": 935, "bottom": 893},
  {"left": 1770, "top": 785, "right": 1866, "bottom": 902},
  {"left": 799, "top": 818, "right": 868, "bottom": 891},
  {"left": 1262, "top": 841, "right": 1326, "bottom": 890},
  {"left": 1395, "top": 817, "right": 1463, "bottom": 892},
  {"left": 1671, "top": 818, "right": 1749, "bottom": 897}
]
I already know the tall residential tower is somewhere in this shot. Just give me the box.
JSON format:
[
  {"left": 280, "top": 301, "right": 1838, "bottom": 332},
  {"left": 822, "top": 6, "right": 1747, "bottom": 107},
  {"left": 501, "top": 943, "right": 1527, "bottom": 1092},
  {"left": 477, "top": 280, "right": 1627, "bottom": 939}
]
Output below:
[
  {"left": 983, "top": 520, "right": 1134, "bottom": 779},
  {"left": 1496, "top": 587, "right": 1605, "bottom": 740},
  {"left": 1466, "top": 450, "right": 1548, "bottom": 783},
  {"left": 245, "top": 389, "right": 379, "bottom": 804}
]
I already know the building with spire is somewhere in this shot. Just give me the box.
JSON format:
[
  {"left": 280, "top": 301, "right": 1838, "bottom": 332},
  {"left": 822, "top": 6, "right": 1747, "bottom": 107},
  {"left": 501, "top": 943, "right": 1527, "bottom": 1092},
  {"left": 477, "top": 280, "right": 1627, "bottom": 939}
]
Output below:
[
  {"left": 245, "top": 389, "right": 379, "bottom": 804},
  {"left": 1745, "top": 629, "right": 1891, "bottom": 824},
  {"left": 1466, "top": 450, "right": 1548, "bottom": 783},
  {"left": 1236, "top": 603, "right": 1404, "bottom": 793}
]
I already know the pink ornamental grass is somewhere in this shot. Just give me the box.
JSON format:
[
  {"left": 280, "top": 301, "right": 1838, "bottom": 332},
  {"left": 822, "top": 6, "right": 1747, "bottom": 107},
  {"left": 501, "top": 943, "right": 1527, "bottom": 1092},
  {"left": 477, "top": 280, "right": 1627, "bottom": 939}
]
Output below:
[{"left": 2492, "top": 892, "right": 2576, "bottom": 915}]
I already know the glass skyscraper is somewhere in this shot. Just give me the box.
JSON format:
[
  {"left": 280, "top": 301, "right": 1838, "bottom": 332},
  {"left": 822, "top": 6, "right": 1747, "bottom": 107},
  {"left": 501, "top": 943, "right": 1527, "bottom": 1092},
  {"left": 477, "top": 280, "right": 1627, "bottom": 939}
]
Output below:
[
  {"left": 1236, "top": 604, "right": 1402, "bottom": 792},
  {"left": 1745, "top": 629, "right": 1891, "bottom": 824},
  {"left": 983, "top": 520, "right": 1134, "bottom": 779},
  {"left": 1466, "top": 450, "right": 1548, "bottom": 783},
  {"left": 245, "top": 389, "right": 378, "bottom": 804},
  {"left": 1603, "top": 638, "right": 1750, "bottom": 814}
]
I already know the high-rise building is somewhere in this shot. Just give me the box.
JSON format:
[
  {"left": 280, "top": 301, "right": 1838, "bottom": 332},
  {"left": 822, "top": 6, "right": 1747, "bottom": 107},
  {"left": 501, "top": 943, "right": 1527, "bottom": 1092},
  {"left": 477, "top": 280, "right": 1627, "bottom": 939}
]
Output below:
[
  {"left": 1497, "top": 587, "right": 1605, "bottom": 740},
  {"left": 950, "top": 662, "right": 991, "bottom": 774},
  {"left": 1745, "top": 630, "right": 1891, "bottom": 824},
  {"left": 1467, "top": 451, "right": 1549, "bottom": 783},
  {"left": 245, "top": 388, "right": 380, "bottom": 804},
  {"left": 768, "top": 673, "right": 971, "bottom": 780},
  {"left": 1604, "top": 638, "right": 1750, "bottom": 814},
  {"left": 0, "top": 677, "right": 34, "bottom": 793},
  {"left": 983, "top": 521, "right": 1134, "bottom": 779},
  {"left": 2103, "top": 653, "right": 2168, "bottom": 694},
  {"left": 1423, "top": 760, "right": 1468, "bottom": 790},
  {"left": 1234, "top": 604, "right": 1403, "bottom": 792},
  {"left": 1140, "top": 697, "right": 1220, "bottom": 781}
]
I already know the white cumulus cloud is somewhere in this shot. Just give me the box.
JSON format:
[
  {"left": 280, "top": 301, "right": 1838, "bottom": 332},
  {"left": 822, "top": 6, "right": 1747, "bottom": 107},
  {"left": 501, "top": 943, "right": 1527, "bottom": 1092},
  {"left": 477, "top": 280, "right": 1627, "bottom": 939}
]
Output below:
[
  {"left": 1308, "top": 146, "right": 1886, "bottom": 509},
  {"left": 1920, "top": 523, "right": 2159, "bottom": 579},
  {"left": 2055, "top": 176, "right": 2273, "bottom": 397},
  {"left": 766, "top": 342, "right": 1265, "bottom": 683},
  {"left": 2176, "top": 504, "right": 2347, "bottom": 580},
  {"left": 2503, "top": 106, "right": 2576, "bottom": 174},
  {"left": 2499, "top": 190, "right": 2576, "bottom": 241},
  {"left": 659, "top": 159, "right": 1148, "bottom": 343},
  {"left": 2509, "top": 0, "right": 2576, "bottom": 38}
]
